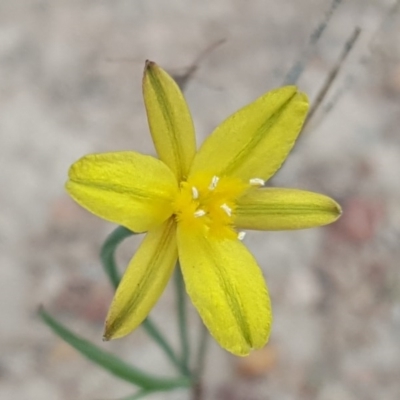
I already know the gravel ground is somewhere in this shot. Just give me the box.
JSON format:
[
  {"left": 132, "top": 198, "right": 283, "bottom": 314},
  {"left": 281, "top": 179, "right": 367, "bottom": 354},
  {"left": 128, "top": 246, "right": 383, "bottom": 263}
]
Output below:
[{"left": 1, "top": 1, "right": 400, "bottom": 399}]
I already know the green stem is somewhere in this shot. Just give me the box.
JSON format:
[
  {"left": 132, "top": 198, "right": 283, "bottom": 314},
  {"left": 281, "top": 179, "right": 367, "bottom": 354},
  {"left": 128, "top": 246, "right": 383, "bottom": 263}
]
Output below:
[
  {"left": 142, "top": 318, "right": 188, "bottom": 377},
  {"left": 194, "top": 322, "right": 209, "bottom": 379},
  {"left": 191, "top": 322, "right": 209, "bottom": 400},
  {"left": 175, "top": 265, "right": 190, "bottom": 376},
  {"left": 100, "top": 226, "right": 187, "bottom": 376}
]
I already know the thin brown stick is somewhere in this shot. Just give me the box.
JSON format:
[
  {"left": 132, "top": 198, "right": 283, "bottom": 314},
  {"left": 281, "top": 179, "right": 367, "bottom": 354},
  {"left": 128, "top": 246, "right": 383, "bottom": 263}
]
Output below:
[
  {"left": 302, "top": 27, "right": 361, "bottom": 133},
  {"left": 173, "top": 38, "right": 226, "bottom": 91},
  {"left": 283, "top": 0, "right": 344, "bottom": 85}
]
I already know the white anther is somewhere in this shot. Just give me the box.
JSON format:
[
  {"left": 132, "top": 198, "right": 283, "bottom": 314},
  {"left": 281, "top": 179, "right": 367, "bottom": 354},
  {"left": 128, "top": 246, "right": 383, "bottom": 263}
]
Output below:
[
  {"left": 191, "top": 186, "right": 199, "bottom": 199},
  {"left": 249, "top": 178, "right": 265, "bottom": 186},
  {"left": 238, "top": 231, "right": 246, "bottom": 241},
  {"left": 194, "top": 209, "right": 206, "bottom": 218},
  {"left": 208, "top": 176, "right": 220, "bottom": 190},
  {"left": 220, "top": 203, "right": 232, "bottom": 217}
]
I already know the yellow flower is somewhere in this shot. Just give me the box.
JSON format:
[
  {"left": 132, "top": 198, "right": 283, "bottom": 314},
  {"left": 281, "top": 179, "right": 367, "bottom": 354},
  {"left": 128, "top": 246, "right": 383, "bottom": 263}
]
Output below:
[{"left": 66, "top": 61, "right": 341, "bottom": 356}]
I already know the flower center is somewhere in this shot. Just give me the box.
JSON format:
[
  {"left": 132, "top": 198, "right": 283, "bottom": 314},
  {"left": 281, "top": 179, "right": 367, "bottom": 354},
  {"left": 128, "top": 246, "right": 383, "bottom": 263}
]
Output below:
[{"left": 173, "top": 173, "right": 262, "bottom": 240}]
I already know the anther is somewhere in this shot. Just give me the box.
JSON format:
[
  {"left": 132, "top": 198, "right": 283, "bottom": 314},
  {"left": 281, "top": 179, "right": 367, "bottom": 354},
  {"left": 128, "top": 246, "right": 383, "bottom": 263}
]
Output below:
[
  {"left": 249, "top": 178, "right": 265, "bottom": 186},
  {"left": 194, "top": 209, "right": 206, "bottom": 218},
  {"left": 191, "top": 186, "right": 199, "bottom": 199},
  {"left": 209, "top": 176, "right": 219, "bottom": 190},
  {"left": 220, "top": 203, "right": 232, "bottom": 217},
  {"left": 238, "top": 231, "right": 246, "bottom": 240}
]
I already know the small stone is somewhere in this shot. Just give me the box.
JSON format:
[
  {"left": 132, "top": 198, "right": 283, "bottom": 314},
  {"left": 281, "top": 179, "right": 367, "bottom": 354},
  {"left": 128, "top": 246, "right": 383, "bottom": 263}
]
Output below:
[{"left": 236, "top": 345, "right": 279, "bottom": 378}]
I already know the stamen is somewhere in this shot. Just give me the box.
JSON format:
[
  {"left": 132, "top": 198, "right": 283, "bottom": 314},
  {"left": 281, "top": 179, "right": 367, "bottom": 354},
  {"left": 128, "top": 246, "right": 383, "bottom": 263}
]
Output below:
[
  {"left": 191, "top": 186, "right": 199, "bottom": 199},
  {"left": 249, "top": 178, "right": 265, "bottom": 186},
  {"left": 238, "top": 231, "right": 246, "bottom": 240},
  {"left": 220, "top": 203, "right": 232, "bottom": 217},
  {"left": 194, "top": 209, "right": 206, "bottom": 218},
  {"left": 209, "top": 176, "right": 219, "bottom": 190}
]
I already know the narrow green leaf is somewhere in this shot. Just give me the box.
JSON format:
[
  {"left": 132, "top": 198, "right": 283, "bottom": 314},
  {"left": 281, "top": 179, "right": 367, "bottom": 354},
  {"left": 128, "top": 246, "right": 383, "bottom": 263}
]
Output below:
[
  {"left": 100, "top": 225, "right": 134, "bottom": 289},
  {"left": 39, "top": 307, "right": 191, "bottom": 391}
]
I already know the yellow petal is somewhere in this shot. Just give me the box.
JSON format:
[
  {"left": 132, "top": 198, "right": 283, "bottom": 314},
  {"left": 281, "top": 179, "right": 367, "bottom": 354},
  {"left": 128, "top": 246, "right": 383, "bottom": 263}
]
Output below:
[
  {"left": 177, "top": 227, "right": 272, "bottom": 356},
  {"left": 190, "top": 86, "right": 309, "bottom": 182},
  {"left": 104, "top": 219, "right": 177, "bottom": 340},
  {"left": 235, "top": 188, "right": 342, "bottom": 230},
  {"left": 143, "top": 61, "right": 196, "bottom": 181},
  {"left": 66, "top": 151, "right": 178, "bottom": 233}
]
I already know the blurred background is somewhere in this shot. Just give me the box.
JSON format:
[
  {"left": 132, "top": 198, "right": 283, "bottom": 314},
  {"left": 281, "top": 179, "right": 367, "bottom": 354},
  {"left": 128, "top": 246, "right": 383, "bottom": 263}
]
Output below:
[{"left": 1, "top": 0, "right": 400, "bottom": 399}]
